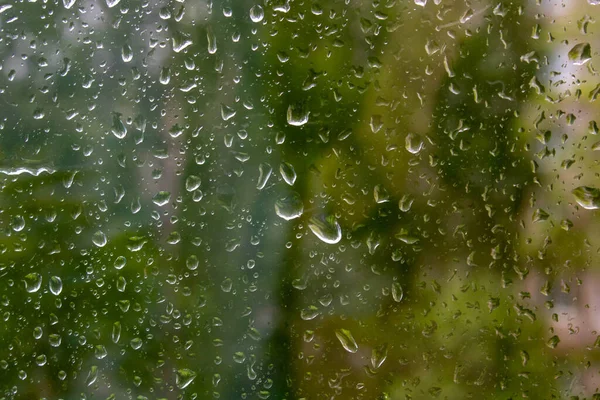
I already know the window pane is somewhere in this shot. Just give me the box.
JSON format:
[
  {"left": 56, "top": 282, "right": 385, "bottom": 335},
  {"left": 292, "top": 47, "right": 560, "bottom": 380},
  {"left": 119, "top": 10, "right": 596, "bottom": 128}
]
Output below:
[{"left": 0, "top": 0, "right": 598, "bottom": 399}]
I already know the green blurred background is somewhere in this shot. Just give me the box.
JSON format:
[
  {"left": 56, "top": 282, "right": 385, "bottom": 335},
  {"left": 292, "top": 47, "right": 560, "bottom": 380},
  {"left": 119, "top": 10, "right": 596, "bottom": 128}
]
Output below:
[{"left": 1, "top": 0, "right": 599, "bottom": 398}]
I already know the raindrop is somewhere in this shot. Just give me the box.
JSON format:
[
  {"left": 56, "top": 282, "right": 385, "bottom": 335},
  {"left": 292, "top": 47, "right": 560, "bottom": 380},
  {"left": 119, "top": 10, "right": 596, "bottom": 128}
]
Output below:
[
  {"left": 335, "top": 328, "right": 358, "bottom": 353},
  {"left": 249, "top": 5, "right": 264, "bottom": 22},
  {"left": 568, "top": 43, "right": 592, "bottom": 65},
  {"left": 176, "top": 369, "right": 197, "bottom": 389},
  {"left": 152, "top": 191, "right": 171, "bottom": 206},
  {"left": 287, "top": 104, "right": 309, "bottom": 126},
  {"left": 391, "top": 282, "right": 404, "bottom": 302},
  {"left": 121, "top": 43, "right": 133, "bottom": 62},
  {"left": 573, "top": 186, "right": 600, "bottom": 210},
  {"left": 111, "top": 113, "right": 127, "bottom": 139},
  {"left": 257, "top": 163, "right": 272, "bottom": 190},
  {"left": 221, "top": 104, "right": 236, "bottom": 121},
  {"left": 275, "top": 192, "right": 304, "bottom": 220},
  {"left": 308, "top": 214, "right": 342, "bottom": 244},
  {"left": 106, "top": 0, "right": 120, "bottom": 7},
  {"left": 92, "top": 230, "right": 107, "bottom": 247},
  {"left": 114, "top": 256, "right": 126, "bottom": 270},
  {"left": 279, "top": 162, "right": 297, "bottom": 185},
  {"left": 186, "top": 175, "right": 201, "bottom": 192},
  {"left": 24, "top": 273, "right": 42, "bottom": 293},
  {"left": 49, "top": 276, "right": 63, "bottom": 296}
]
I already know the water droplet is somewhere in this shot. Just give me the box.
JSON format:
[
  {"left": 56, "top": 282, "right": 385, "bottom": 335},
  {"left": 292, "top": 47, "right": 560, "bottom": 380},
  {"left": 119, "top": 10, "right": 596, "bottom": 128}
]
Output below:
[
  {"left": 130, "top": 337, "right": 143, "bottom": 350},
  {"left": 152, "top": 191, "right": 171, "bottom": 206},
  {"left": 308, "top": 214, "right": 342, "bottom": 244},
  {"left": 221, "top": 104, "right": 236, "bottom": 121},
  {"left": 399, "top": 195, "right": 414, "bottom": 212},
  {"left": 405, "top": 133, "right": 424, "bottom": 154},
  {"left": 568, "top": 43, "right": 592, "bottom": 66},
  {"left": 105, "top": 0, "right": 120, "bottom": 7},
  {"left": 24, "top": 273, "right": 42, "bottom": 293},
  {"left": 257, "top": 163, "right": 272, "bottom": 190},
  {"left": 159, "top": 67, "right": 171, "bottom": 84},
  {"left": 414, "top": 0, "right": 427, "bottom": 6},
  {"left": 391, "top": 282, "right": 404, "bottom": 302},
  {"left": 121, "top": 43, "right": 133, "bottom": 62},
  {"left": 249, "top": 5, "right": 264, "bottom": 22},
  {"left": 172, "top": 30, "right": 193, "bottom": 53},
  {"left": 49, "top": 333, "right": 62, "bottom": 347},
  {"left": 176, "top": 369, "right": 197, "bottom": 389},
  {"left": 371, "top": 343, "right": 388, "bottom": 369},
  {"left": 374, "top": 185, "right": 390, "bottom": 203},
  {"left": 301, "top": 305, "right": 320, "bottom": 320},
  {"left": 95, "top": 345, "right": 107, "bottom": 360},
  {"left": 49, "top": 276, "right": 62, "bottom": 296},
  {"left": 186, "top": 175, "right": 201, "bottom": 192},
  {"left": 335, "top": 328, "right": 358, "bottom": 353},
  {"left": 275, "top": 192, "right": 304, "bottom": 220},
  {"left": 112, "top": 322, "right": 121, "bottom": 343},
  {"left": 11, "top": 215, "right": 25, "bottom": 232},
  {"left": 114, "top": 256, "right": 126, "bottom": 270},
  {"left": 279, "top": 162, "right": 297, "bottom": 185},
  {"left": 63, "top": 0, "right": 76, "bottom": 9},
  {"left": 92, "top": 230, "right": 107, "bottom": 247},
  {"left": 186, "top": 255, "right": 199, "bottom": 270},
  {"left": 207, "top": 26, "right": 217, "bottom": 54},
  {"left": 573, "top": 186, "right": 600, "bottom": 209},
  {"left": 85, "top": 365, "right": 98, "bottom": 386},
  {"left": 111, "top": 112, "right": 127, "bottom": 139},
  {"left": 287, "top": 104, "right": 309, "bottom": 126}
]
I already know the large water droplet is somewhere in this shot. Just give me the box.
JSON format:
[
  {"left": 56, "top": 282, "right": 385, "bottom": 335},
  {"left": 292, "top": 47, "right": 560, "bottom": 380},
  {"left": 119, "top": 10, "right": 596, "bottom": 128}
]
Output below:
[
  {"left": 573, "top": 186, "right": 600, "bottom": 209},
  {"left": 287, "top": 104, "right": 309, "bottom": 126},
  {"left": 152, "top": 191, "right": 171, "bottom": 206},
  {"left": 256, "top": 163, "right": 272, "bottom": 190},
  {"left": 249, "top": 5, "right": 264, "bottom": 22},
  {"left": 186, "top": 175, "right": 201, "bottom": 192},
  {"left": 11, "top": 215, "right": 25, "bottom": 232},
  {"left": 279, "top": 162, "right": 297, "bottom": 185},
  {"left": 63, "top": 0, "right": 76, "bottom": 9},
  {"left": 121, "top": 43, "right": 133, "bottom": 62},
  {"left": 105, "top": 0, "right": 120, "bottom": 7},
  {"left": 221, "top": 104, "right": 236, "bottom": 121},
  {"left": 24, "top": 273, "right": 42, "bottom": 293},
  {"left": 111, "top": 112, "right": 127, "bottom": 139},
  {"left": 308, "top": 214, "right": 342, "bottom": 244},
  {"left": 49, "top": 276, "right": 63, "bottom": 296},
  {"left": 172, "top": 30, "right": 193, "bottom": 53},
  {"left": 568, "top": 43, "right": 592, "bottom": 66},
  {"left": 335, "top": 328, "right": 358, "bottom": 353},
  {"left": 275, "top": 192, "right": 304, "bottom": 220},
  {"left": 176, "top": 369, "right": 197, "bottom": 389},
  {"left": 371, "top": 343, "right": 388, "bottom": 369},
  {"left": 391, "top": 282, "right": 404, "bottom": 302},
  {"left": 92, "top": 230, "right": 107, "bottom": 247},
  {"left": 114, "top": 256, "right": 126, "bottom": 270}
]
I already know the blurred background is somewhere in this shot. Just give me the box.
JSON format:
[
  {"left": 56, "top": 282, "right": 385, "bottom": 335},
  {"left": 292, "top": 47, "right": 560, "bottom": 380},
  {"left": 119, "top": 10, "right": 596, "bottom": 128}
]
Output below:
[{"left": 1, "top": 0, "right": 600, "bottom": 398}]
